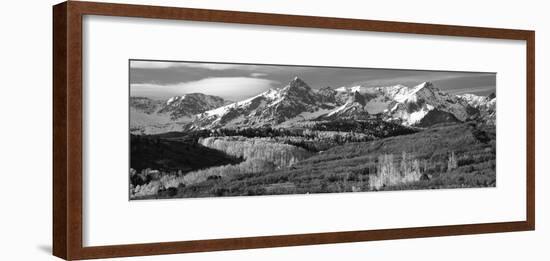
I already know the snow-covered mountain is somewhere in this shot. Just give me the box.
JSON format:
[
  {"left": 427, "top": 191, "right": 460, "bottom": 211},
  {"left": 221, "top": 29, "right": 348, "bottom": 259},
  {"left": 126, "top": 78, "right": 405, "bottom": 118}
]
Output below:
[
  {"left": 331, "top": 82, "right": 495, "bottom": 126},
  {"left": 130, "top": 93, "right": 227, "bottom": 134},
  {"left": 381, "top": 82, "right": 476, "bottom": 125},
  {"left": 458, "top": 93, "right": 493, "bottom": 107},
  {"left": 190, "top": 77, "right": 339, "bottom": 129},
  {"left": 159, "top": 93, "right": 226, "bottom": 120},
  {"left": 131, "top": 77, "right": 496, "bottom": 134},
  {"left": 322, "top": 91, "right": 370, "bottom": 120},
  {"left": 457, "top": 93, "right": 496, "bottom": 125},
  {"left": 333, "top": 81, "right": 495, "bottom": 126}
]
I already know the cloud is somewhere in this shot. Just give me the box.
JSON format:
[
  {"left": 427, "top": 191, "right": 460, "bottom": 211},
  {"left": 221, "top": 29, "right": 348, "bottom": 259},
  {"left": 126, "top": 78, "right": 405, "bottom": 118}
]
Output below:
[
  {"left": 353, "top": 74, "right": 464, "bottom": 87},
  {"left": 179, "top": 63, "right": 254, "bottom": 70},
  {"left": 250, "top": 73, "right": 268, "bottom": 77},
  {"left": 447, "top": 86, "right": 496, "bottom": 95},
  {"left": 130, "top": 60, "right": 258, "bottom": 71},
  {"left": 130, "top": 61, "right": 180, "bottom": 69},
  {"left": 131, "top": 77, "right": 280, "bottom": 101}
]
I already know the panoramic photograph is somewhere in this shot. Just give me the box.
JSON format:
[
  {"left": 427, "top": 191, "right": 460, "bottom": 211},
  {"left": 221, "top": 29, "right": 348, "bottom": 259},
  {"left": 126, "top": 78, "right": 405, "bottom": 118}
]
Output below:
[{"left": 129, "top": 60, "right": 496, "bottom": 200}]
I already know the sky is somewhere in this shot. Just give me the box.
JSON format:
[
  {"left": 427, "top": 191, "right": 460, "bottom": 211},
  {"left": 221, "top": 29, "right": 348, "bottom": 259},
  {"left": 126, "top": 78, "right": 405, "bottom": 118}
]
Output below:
[{"left": 130, "top": 60, "right": 496, "bottom": 101}]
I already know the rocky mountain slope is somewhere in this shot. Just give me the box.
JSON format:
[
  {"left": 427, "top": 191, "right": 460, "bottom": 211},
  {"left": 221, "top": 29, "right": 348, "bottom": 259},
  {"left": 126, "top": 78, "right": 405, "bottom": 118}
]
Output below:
[
  {"left": 130, "top": 93, "right": 227, "bottom": 134},
  {"left": 190, "top": 77, "right": 339, "bottom": 129},
  {"left": 189, "top": 77, "right": 495, "bottom": 130},
  {"left": 131, "top": 77, "right": 496, "bottom": 134}
]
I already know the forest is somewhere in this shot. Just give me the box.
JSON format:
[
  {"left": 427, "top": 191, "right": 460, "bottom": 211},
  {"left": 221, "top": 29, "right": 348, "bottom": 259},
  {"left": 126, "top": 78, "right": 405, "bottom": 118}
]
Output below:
[{"left": 130, "top": 121, "right": 496, "bottom": 199}]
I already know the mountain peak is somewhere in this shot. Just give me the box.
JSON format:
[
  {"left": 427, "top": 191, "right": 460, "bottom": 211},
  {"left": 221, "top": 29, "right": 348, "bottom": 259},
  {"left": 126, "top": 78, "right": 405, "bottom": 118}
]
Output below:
[
  {"left": 166, "top": 93, "right": 216, "bottom": 105},
  {"left": 159, "top": 93, "right": 226, "bottom": 119},
  {"left": 415, "top": 81, "right": 434, "bottom": 91},
  {"left": 288, "top": 76, "right": 310, "bottom": 90},
  {"left": 347, "top": 91, "right": 366, "bottom": 106},
  {"left": 166, "top": 95, "right": 184, "bottom": 105},
  {"left": 280, "top": 76, "right": 313, "bottom": 100},
  {"left": 406, "top": 81, "right": 437, "bottom": 99}
]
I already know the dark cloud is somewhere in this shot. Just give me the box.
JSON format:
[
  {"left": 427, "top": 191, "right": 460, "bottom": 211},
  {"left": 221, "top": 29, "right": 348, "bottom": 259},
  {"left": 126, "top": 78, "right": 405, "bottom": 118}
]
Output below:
[{"left": 130, "top": 60, "right": 496, "bottom": 100}]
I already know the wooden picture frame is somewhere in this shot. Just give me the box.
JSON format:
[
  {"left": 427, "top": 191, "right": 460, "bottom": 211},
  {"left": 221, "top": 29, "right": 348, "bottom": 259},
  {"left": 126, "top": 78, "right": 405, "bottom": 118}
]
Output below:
[{"left": 53, "top": 1, "right": 535, "bottom": 260}]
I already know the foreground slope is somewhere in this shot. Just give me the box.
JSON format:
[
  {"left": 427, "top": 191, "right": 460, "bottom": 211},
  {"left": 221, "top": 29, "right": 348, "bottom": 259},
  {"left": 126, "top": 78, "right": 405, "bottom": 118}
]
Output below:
[{"left": 146, "top": 122, "right": 495, "bottom": 198}]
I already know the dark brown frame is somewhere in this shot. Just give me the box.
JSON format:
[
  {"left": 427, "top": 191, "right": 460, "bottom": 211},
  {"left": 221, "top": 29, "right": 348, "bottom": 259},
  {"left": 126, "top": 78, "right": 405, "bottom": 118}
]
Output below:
[{"left": 53, "top": 1, "right": 535, "bottom": 260}]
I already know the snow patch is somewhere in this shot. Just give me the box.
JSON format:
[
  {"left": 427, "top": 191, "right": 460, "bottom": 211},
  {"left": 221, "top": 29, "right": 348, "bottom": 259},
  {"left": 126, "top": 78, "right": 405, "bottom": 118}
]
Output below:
[
  {"left": 402, "top": 104, "right": 434, "bottom": 126},
  {"left": 327, "top": 103, "right": 348, "bottom": 116},
  {"left": 457, "top": 93, "right": 490, "bottom": 107},
  {"left": 335, "top": 86, "right": 349, "bottom": 92},
  {"left": 166, "top": 95, "right": 184, "bottom": 105},
  {"left": 278, "top": 107, "right": 335, "bottom": 127},
  {"left": 203, "top": 91, "right": 269, "bottom": 117}
]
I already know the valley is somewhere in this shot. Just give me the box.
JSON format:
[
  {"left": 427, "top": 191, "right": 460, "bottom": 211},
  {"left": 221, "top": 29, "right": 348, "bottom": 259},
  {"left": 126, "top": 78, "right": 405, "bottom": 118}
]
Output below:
[{"left": 129, "top": 76, "right": 496, "bottom": 199}]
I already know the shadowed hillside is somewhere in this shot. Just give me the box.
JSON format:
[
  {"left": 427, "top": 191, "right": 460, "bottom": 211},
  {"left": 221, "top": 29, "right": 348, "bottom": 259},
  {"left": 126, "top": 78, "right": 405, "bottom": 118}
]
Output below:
[
  {"left": 135, "top": 122, "right": 495, "bottom": 199},
  {"left": 130, "top": 135, "right": 242, "bottom": 173}
]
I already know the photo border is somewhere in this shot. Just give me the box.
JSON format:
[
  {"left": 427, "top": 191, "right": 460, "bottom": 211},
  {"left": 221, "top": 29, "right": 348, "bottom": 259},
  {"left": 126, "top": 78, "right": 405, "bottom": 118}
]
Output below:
[{"left": 53, "top": 1, "right": 535, "bottom": 259}]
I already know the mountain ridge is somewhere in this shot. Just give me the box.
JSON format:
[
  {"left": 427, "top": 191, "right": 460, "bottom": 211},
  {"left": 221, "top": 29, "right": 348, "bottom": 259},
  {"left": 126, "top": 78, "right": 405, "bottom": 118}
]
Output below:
[{"left": 131, "top": 77, "right": 495, "bottom": 134}]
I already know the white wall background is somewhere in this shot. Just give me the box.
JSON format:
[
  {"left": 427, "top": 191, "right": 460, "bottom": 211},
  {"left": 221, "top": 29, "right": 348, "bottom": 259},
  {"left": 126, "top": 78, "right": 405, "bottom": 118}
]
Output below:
[{"left": 0, "top": 0, "right": 547, "bottom": 260}]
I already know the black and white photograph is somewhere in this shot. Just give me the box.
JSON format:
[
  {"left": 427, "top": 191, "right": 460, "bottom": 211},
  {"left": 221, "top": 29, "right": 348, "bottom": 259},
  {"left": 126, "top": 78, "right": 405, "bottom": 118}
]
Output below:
[{"left": 129, "top": 60, "right": 497, "bottom": 200}]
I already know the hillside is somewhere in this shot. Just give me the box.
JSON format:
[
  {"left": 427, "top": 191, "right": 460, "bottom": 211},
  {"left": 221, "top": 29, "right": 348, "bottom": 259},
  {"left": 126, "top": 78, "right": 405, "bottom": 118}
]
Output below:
[
  {"left": 130, "top": 134, "right": 242, "bottom": 173},
  {"left": 137, "top": 122, "right": 495, "bottom": 199}
]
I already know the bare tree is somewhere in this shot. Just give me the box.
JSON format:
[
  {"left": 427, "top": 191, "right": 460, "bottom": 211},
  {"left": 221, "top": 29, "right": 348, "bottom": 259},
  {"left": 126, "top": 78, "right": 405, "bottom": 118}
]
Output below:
[{"left": 447, "top": 151, "right": 458, "bottom": 172}]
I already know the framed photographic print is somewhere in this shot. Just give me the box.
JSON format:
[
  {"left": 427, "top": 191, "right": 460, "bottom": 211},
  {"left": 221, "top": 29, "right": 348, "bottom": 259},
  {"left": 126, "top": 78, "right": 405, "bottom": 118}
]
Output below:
[{"left": 53, "top": 1, "right": 535, "bottom": 260}]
